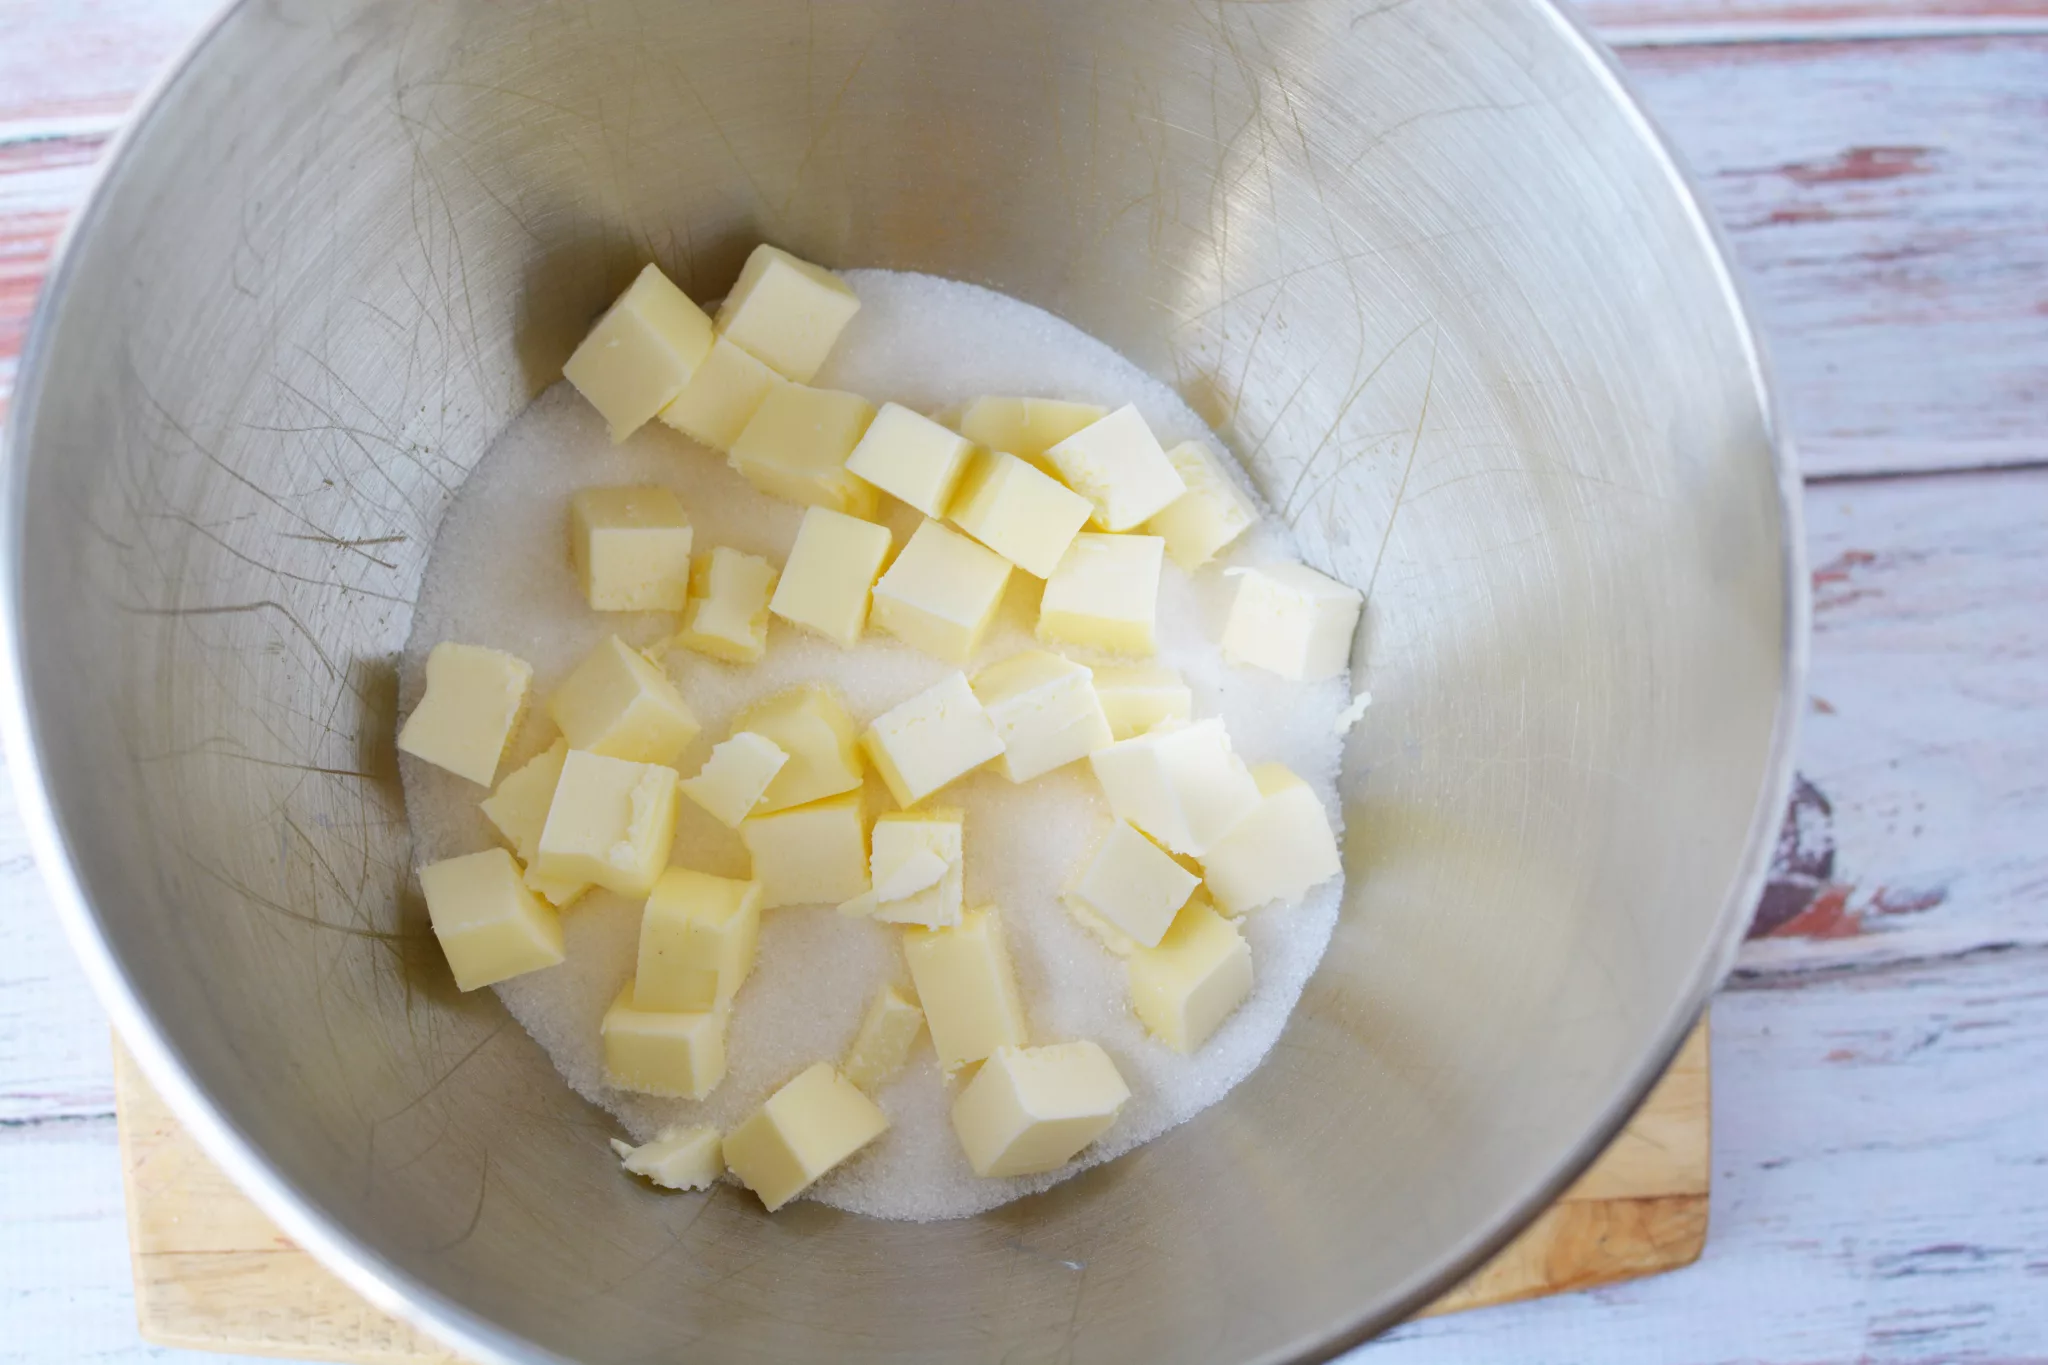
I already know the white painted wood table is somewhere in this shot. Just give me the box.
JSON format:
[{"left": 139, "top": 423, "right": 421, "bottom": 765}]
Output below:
[{"left": 3, "top": 0, "right": 2045, "bottom": 1361}]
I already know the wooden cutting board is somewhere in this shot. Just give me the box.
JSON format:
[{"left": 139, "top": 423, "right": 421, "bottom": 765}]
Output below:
[{"left": 115, "top": 1022, "right": 1709, "bottom": 1361}]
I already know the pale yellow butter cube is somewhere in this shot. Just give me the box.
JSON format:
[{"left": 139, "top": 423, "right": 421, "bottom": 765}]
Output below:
[
  {"left": 675, "top": 547, "right": 778, "bottom": 664},
  {"left": 1092, "top": 666, "right": 1194, "bottom": 740},
  {"left": 861, "top": 672, "right": 1005, "bottom": 807},
  {"left": 950, "top": 1041, "right": 1131, "bottom": 1178},
  {"left": 1037, "top": 533, "right": 1164, "bottom": 657},
  {"left": 480, "top": 739, "right": 570, "bottom": 865},
  {"left": 1199, "top": 763, "right": 1343, "bottom": 914},
  {"left": 398, "top": 642, "right": 533, "bottom": 786},
  {"left": 768, "top": 507, "right": 891, "bottom": 648},
  {"left": 602, "top": 986, "right": 726, "bottom": 1099},
  {"left": 569, "top": 486, "right": 694, "bottom": 612},
  {"left": 635, "top": 866, "right": 763, "bottom": 1012},
  {"left": 610, "top": 1125, "right": 724, "bottom": 1191},
  {"left": 841, "top": 984, "right": 926, "bottom": 1091},
  {"left": 968, "top": 649, "right": 1113, "bottom": 783},
  {"left": 563, "top": 263, "right": 716, "bottom": 441},
  {"left": 842, "top": 809, "right": 963, "bottom": 928},
  {"left": 956, "top": 396, "right": 1108, "bottom": 465},
  {"left": 714, "top": 245, "right": 862, "bottom": 384},
  {"left": 723, "top": 1062, "right": 888, "bottom": 1211},
  {"left": 418, "top": 847, "right": 564, "bottom": 992},
  {"left": 947, "top": 448, "right": 1093, "bottom": 578},
  {"left": 1127, "top": 897, "right": 1252, "bottom": 1053},
  {"left": 870, "top": 519, "right": 1012, "bottom": 664},
  {"left": 733, "top": 684, "right": 863, "bottom": 813},
  {"left": 535, "top": 750, "right": 679, "bottom": 898},
  {"left": 1146, "top": 439, "right": 1258, "bottom": 570},
  {"left": 740, "top": 791, "right": 869, "bottom": 909},
  {"left": 1044, "top": 404, "right": 1186, "bottom": 531},
  {"left": 1088, "top": 718, "right": 1260, "bottom": 858},
  {"left": 1221, "top": 562, "right": 1364, "bottom": 682},
  {"left": 901, "top": 908, "right": 1028, "bottom": 1072},
  {"left": 658, "top": 337, "right": 780, "bottom": 451},
  {"left": 548, "top": 635, "right": 699, "bottom": 765},
  {"left": 846, "top": 402, "right": 973, "bottom": 517},
  {"left": 525, "top": 866, "right": 592, "bottom": 910},
  {"left": 729, "top": 382, "right": 878, "bottom": 515},
  {"left": 1066, "top": 821, "right": 1199, "bottom": 950},
  {"left": 679, "top": 731, "right": 788, "bottom": 828}
]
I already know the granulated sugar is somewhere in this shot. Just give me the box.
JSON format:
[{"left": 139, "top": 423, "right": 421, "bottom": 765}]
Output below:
[{"left": 400, "top": 269, "right": 1350, "bottom": 1220}]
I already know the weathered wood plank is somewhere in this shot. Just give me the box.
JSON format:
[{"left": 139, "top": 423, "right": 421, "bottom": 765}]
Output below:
[
  {"left": 1368, "top": 949, "right": 2048, "bottom": 1364},
  {"left": 1586, "top": 0, "right": 2048, "bottom": 45},
  {"left": 0, "top": 746, "right": 116, "bottom": 1124},
  {"left": 1629, "top": 36, "right": 2048, "bottom": 478},
  {"left": 1741, "top": 467, "right": 2048, "bottom": 976},
  {"left": 0, "top": 0, "right": 223, "bottom": 126}
]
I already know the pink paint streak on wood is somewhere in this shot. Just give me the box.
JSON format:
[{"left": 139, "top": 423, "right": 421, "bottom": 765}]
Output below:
[
  {"left": 1622, "top": 37, "right": 2048, "bottom": 478},
  {"left": 1585, "top": 0, "right": 2048, "bottom": 37},
  {"left": 0, "top": 0, "right": 225, "bottom": 125}
]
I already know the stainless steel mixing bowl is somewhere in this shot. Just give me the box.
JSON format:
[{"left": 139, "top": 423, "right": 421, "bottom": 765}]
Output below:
[{"left": 2, "top": 0, "right": 1802, "bottom": 1359}]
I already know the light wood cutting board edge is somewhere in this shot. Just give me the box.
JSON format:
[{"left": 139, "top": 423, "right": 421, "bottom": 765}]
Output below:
[{"left": 114, "top": 1021, "right": 1708, "bottom": 1361}]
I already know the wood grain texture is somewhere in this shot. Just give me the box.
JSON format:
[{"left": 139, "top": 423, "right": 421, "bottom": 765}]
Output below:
[
  {"left": 109, "top": 1025, "right": 1706, "bottom": 1359},
  {"left": 1368, "top": 950, "right": 2048, "bottom": 1364},
  {"left": 1741, "top": 468, "right": 2048, "bottom": 976}
]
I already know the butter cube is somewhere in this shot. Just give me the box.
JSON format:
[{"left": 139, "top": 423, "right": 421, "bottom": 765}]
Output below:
[
  {"left": 525, "top": 867, "right": 592, "bottom": 911},
  {"left": 563, "top": 263, "right": 716, "bottom": 441},
  {"left": 1044, "top": 404, "right": 1186, "bottom": 531},
  {"left": 950, "top": 1041, "right": 1130, "bottom": 1178},
  {"left": 729, "top": 383, "right": 878, "bottom": 515},
  {"left": 535, "top": 750, "right": 679, "bottom": 898},
  {"left": 714, "top": 245, "right": 862, "bottom": 384},
  {"left": 610, "top": 1126, "right": 724, "bottom": 1191},
  {"left": 1088, "top": 718, "right": 1260, "bottom": 857},
  {"left": 956, "top": 396, "right": 1108, "bottom": 465},
  {"left": 733, "top": 684, "right": 863, "bottom": 813},
  {"left": 418, "top": 848, "right": 564, "bottom": 992},
  {"left": 841, "top": 984, "right": 926, "bottom": 1090},
  {"left": 1127, "top": 897, "right": 1252, "bottom": 1052},
  {"left": 1066, "top": 821, "right": 1199, "bottom": 950},
  {"left": 1146, "top": 440, "right": 1258, "bottom": 570},
  {"left": 675, "top": 547, "right": 778, "bottom": 664},
  {"left": 658, "top": 338, "right": 780, "bottom": 451},
  {"left": 398, "top": 642, "right": 533, "bottom": 786},
  {"left": 1092, "top": 666, "right": 1193, "bottom": 740},
  {"left": 568, "top": 486, "right": 695, "bottom": 612},
  {"left": 1199, "top": 763, "right": 1343, "bottom": 914},
  {"left": 842, "top": 809, "right": 963, "bottom": 928},
  {"left": 679, "top": 731, "right": 788, "bottom": 828},
  {"left": 846, "top": 402, "right": 973, "bottom": 517},
  {"left": 1220, "top": 563, "right": 1364, "bottom": 682},
  {"left": 1037, "top": 533, "right": 1164, "bottom": 657},
  {"left": 870, "top": 519, "right": 1012, "bottom": 664},
  {"left": 901, "top": 908, "right": 1028, "bottom": 1072},
  {"left": 861, "top": 672, "right": 1005, "bottom": 807},
  {"left": 635, "top": 867, "right": 763, "bottom": 1012},
  {"left": 480, "top": 739, "right": 570, "bottom": 865},
  {"left": 548, "top": 635, "right": 699, "bottom": 765},
  {"left": 969, "top": 650, "right": 1113, "bottom": 782},
  {"left": 768, "top": 507, "right": 891, "bottom": 647},
  {"left": 740, "top": 791, "right": 869, "bottom": 908},
  {"left": 947, "top": 448, "right": 1094, "bottom": 578},
  {"left": 723, "top": 1062, "right": 889, "bottom": 1211},
  {"left": 601, "top": 986, "right": 726, "bottom": 1098}
]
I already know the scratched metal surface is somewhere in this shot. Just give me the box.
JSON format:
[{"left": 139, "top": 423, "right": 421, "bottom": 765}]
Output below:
[{"left": 7, "top": 0, "right": 1800, "bottom": 1361}]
